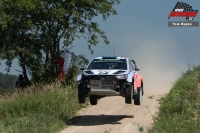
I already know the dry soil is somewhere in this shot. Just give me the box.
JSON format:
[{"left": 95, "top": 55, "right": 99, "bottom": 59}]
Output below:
[{"left": 60, "top": 94, "right": 163, "bottom": 133}]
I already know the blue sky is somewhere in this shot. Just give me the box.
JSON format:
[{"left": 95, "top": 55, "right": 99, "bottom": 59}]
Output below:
[{"left": 0, "top": 0, "right": 199, "bottom": 94}]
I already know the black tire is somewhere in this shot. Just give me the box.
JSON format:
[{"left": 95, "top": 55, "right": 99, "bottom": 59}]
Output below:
[
  {"left": 125, "top": 84, "right": 133, "bottom": 104},
  {"left": 142, "top": 87, "right": 144, "bottom": 95},
  {"left": 78, "top": 84, "right": 85, "bottom": 103},
  {"left": 134, "top": 87, "right": 142, "bottom": 105},
  {"left": 89, "top": 95, "right": 98, "bottom": 105}
]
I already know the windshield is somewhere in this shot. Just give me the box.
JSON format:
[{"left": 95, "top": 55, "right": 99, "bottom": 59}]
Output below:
[{"left": 87, "top": 59, "right": 127, "bottom": 70}]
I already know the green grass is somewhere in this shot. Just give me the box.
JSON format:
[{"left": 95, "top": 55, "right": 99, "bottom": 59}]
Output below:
[
  {"left": 0, "top": 82, "right": 86, "bottom": 133},
  {"left": 149, "top": 65, "right": 200, "bottom": 133},
  {"left": 0, "top": 87, "right": 15, "bottom": 95}
]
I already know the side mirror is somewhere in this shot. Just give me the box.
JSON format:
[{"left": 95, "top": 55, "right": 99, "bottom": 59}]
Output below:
[{"left": 135, "top": 68, "right": 140, "bottom": 71}]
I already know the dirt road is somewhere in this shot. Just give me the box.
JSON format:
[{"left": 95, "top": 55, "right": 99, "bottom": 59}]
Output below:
[{"left": 60, "top": 94, "right": 163, "bottom": 133}]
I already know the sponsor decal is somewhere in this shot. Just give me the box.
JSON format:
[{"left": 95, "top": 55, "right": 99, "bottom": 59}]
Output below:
[
  {"left": 92, "top": 84, "right": 100, "bottom": 86},
  {"left": 98, "top": 71, "right": 110, "bottom": 74}
]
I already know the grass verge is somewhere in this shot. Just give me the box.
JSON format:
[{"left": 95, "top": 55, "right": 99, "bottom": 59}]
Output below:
[
  {"left": 0, "top": 87, "right": 15, "bottom": 95},
  {"left": 148, "top": 65, "right": 200, "bottom": 133},
  {"left": 0, "top": 82, "right": 86, "bottom": 133}
]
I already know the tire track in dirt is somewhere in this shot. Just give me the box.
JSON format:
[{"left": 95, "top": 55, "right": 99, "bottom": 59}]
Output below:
[{"left": 59, "top": 94, "right": 163, "bottom": 133}]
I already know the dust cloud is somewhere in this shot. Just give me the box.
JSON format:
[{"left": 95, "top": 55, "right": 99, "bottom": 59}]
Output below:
[{"left": 125, "top": 36, "right": 187, "bottom": 95}]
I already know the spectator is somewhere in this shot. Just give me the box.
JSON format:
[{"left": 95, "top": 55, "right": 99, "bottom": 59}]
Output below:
[
  {"left": 15, "top": 74, "right": 27, "bottom": 93},
  {"left": 57, "top": 67, "right": 65, "bottom": 81}
]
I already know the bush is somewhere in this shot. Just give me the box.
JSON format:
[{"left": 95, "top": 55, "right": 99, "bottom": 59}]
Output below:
[
  {"left": 149, "top": 65, "right": 200, "bottom": 133},
  {"left": 0, "top": 82, "right": 86, "bottom": 133}
]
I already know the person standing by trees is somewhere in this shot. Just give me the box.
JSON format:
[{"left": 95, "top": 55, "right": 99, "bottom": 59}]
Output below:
[
  {"left": 55, "top": 54, "right": 66, "bottom": 81},
  {"left": 15, "top": 74, "right": 27, "bottom": 93},
  {"left": 57, "top": 67, "right": 65, "bottom": 81}
]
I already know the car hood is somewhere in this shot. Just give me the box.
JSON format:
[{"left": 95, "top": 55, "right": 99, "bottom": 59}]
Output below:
[{"left": 88, "top": 69, "right": 127, "bottom": 75}]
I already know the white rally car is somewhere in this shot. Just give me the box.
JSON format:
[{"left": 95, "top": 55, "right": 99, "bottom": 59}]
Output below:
[{"left": 77, "top": 56, "right": 144, "bottom": 105}]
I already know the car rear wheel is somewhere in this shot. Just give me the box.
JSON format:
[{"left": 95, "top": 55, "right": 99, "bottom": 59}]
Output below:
[
  {"left": 134, "top": 87, "right": 142, "bottom": 105},
  {"left": 89, "top": 95, "right": 98, "bottom": 105},
  {"left": 78, "top": 84, "right": 85, "bottom": 103},
  {"left": 125, "top": 84, "right": 133, "bottom": 104}
]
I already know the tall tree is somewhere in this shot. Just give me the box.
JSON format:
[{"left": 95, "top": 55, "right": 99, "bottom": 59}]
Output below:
[{"left": 0, "top": 0, "right": 120, "bottom": 83}]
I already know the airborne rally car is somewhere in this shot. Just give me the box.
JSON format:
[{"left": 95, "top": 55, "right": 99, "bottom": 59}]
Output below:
[{"left": 76, "top": 56, "right": 144, "bottom": 105}]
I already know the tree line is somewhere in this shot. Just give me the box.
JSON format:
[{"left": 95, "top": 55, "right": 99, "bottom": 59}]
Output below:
[
  {"left": 0, "top": 0, "right": 120, "bottom": 85},
  {"left": 0, "top": 72, "right": 18, "bottom": 89}
]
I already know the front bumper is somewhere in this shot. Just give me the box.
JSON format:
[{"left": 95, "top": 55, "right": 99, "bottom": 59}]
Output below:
[
  {"left": 89, "top": 79, "right": 120, "bottom": 96},
  {"left": 82, "top": 75, "right": 127, "bottom": 96}
]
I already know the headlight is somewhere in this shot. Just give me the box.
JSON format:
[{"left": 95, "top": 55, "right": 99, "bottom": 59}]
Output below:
[
  {"left": 84, "top": 71, "right": 93, "bottom": 74},
  {"left": 115, "top": 74, "right": 128, "bottom": 79},
  {"left": 83, "top": 71, "right": 93, "bottom": 76}
]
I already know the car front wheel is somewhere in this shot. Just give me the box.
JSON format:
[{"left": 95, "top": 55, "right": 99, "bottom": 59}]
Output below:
[
  {"left": 134, "top": 87, "right": 142, "bottom": 105},
  {"left": 78, "top": 84, "right": 85, "bottom": 103},
  {"left": 89, "top": 95, "right": 98, "bottom": 105},
  {"left": 125, "top": 84, "right": 133, "bottom": 104}
]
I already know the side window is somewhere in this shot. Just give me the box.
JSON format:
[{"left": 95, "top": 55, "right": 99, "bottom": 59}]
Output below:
[
  {"left": 131, "top": 60, "right": 136, "bottom": 70},
  {"left": 129, "top": 60, "right": 134, "bottom": 71}
]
